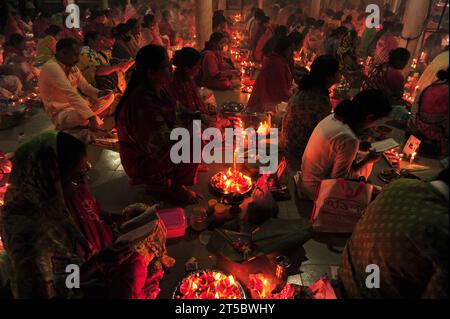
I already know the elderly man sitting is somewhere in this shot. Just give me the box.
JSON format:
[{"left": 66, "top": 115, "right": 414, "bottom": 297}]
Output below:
[{"left": 38, "top": 38, "right": 114, "bottom": 143}]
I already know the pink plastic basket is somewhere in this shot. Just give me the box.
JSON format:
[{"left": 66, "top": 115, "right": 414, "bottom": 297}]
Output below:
[{"left": 157, "top": 208, "right": 187, "bottom": 239}]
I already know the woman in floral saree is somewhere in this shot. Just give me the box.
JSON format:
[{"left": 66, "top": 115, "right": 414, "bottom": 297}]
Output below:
[
  {"left": 0, "top": 132, "right": 173, "bottom": 298},
  {"left": 116, "top": 45, "right": 202, "bottom": 204}
]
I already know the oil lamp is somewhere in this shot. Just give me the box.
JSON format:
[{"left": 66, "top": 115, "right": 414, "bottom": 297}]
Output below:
[
  {"left": 210, "top": 167, "right": 253, "bottom": 196},
  {"left": 173, "top": 270, "right": 246, "bottom": 299}
]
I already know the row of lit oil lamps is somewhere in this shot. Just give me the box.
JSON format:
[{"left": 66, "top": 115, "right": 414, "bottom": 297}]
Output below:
[
  {"left": 386, "top": 149, "right": 417, "bottom": 166},
  {"left": 0, "top": 160, "right": 12, "bottom": 207},
  {"left": 5, "top": 92, "right": 39, "bottom": 107}
]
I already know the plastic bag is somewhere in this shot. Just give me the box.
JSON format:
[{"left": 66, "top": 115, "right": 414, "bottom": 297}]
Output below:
[
  {"left": 245, "top": 174, "right": 278, "bottom": 225},
  {"left": 311, "top": 178, "right": 374, "bottom": 233}
]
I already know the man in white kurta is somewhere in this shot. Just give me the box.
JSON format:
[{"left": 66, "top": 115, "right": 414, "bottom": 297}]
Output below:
[{"left": 39, "top": 38, "right": 105, "bottom": 142}]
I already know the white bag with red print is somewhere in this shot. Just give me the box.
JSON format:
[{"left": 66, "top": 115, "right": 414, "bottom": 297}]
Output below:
[{"left": 311, "top": 178, "right": 374, "bottom": 233}]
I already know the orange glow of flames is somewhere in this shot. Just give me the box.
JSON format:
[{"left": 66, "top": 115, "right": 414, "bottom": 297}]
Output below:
[
  {"left": 212, "top": 168, "right": 252, "bottom": 195},
  {"left": 257, "top": 121, "right": 270, "bottom": 135},
  {"left": 241, "top": 85, "right": 253, "bottom": 94},
  {"left": 231, "top": 14, "right": 242, "bottom": 23},
  {"left": 0, "top": 159, "right": 12, "bottom": 207},
  {"left": 403, "top": 92, "right": 415, "bottom": 104},
  {"left": 248, "top": 273, "right": 272, "bottom": 299},
  {"left": 176, "top": 271, "right": 244, "bottom": 299}
]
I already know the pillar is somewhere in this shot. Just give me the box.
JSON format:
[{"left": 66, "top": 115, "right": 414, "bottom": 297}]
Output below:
[
  {"left": 391, "top": 0, "right": 402, "bottom": 13},
  {"left": 310, "top": 0, "right": 321, "bottom": 19},
  {"left": 196, "top": 0, "right": 213, "bottom": 50},
  {"left": 218, "top": 0, "right": 227, "bottom": 11},
  {"left": 399, "top": 0, "right": 430, "bottom": 59},
  {"left": 101, "top": 0, "right": 109, "bottom": 10},
  {"left": 258, "top": 0, "right": 264, "bottom": 11}
]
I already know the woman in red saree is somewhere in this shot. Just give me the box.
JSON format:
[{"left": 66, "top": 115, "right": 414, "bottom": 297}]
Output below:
[
  {"left": 252, "top": 15, "right": 273, "bottom": 62},
  {"left": 116, "top": 45, "right": 202, "bottom": 204},
  {"left": 169, "top": 47, "right": 207, "bottom": 113},
  {"left": 1, "top": 132, "right": 172, "bottom": 298},
  {"left": 159, "top": 10, "right": 176, "bottom": 45},
  {"left": 247, "top": 37, "right": 294, "bottom": 113},
  {"left": 200, "top": 32, "right": 240, "bottom": 91},
  {"left": 361, "top": 48, "right": 410, "bottom": 105},
  {"left": 409, "top": 68, "right": 449, "bottom": 157},
  {"left": 141, "top": 14, "right": 165, "bottom": 47}
]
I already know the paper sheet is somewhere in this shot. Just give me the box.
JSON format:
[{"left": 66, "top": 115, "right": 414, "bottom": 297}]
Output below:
[{"left": 371, "top": 138, "right": 400, "bottom": 153}]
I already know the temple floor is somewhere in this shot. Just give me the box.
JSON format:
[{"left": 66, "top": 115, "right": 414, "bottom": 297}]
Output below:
[{"left": 0, "top": 88, "right": 442, "bottom": 299}]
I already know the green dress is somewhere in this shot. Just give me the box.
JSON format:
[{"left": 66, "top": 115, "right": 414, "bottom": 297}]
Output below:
[
  {"left": 359, "top": 27, "right": 377, "bottom": 57},
  {"left": 0, "top": 132, "right": 91, "bottom": 298},
  {"left": 339, "top": 178, "right": 449, "bottom": 298}
]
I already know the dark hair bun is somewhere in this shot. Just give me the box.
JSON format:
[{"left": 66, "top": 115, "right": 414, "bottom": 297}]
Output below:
[
  {"left": 334, "top": 99, "right": 355, "bottom": 118},
  {"left": 172, "top": 47, "right": 201, "bottom": 69},
  {"left": 437, "top": 68, "right": 449, "bottom": 82}
]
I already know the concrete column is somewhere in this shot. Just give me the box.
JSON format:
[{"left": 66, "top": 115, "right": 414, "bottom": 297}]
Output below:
[
  {"left": 399, "top": 0, "right": 430, "bottom": 59},
  {"left": 391, "top": 0, "right": 402, "bottom": 13},
  {"left": 101, "top": 0, "right": 109, "bottom": 10},
  {"left": 196, "top": 0, "right": 213, "bottom": 50},
  {"left": 258, "top": 0, "right": 264, "bottom": 10},
  {"left": 310, "top": 0, "right": 321, "bottom": 19},
  {"left": 218, "top": 0, "right": 227, "bottom": 11}
]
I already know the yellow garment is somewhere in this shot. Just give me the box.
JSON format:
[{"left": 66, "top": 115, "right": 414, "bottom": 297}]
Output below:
[
  {"left": 97, "top": 49, "right": 127, "bottom": 93},
  {"left": 36, "top": 35, "right": 57, "bottom": 65},
  {"left": 416, "top": 50, "right": 449, "bottom": 91},
  {"left": 78, "top": 46, "right": 102, "bottom": 86}
]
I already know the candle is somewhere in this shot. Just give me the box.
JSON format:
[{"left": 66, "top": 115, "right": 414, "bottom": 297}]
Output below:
[
  {"left": 410, "top": 152, "right": 417, "bottom": 164},
  {"left": 420, "top": 51, "right": 427, "bottom": 62},
  {"left": 214, "top": 203, "right": 229, "bottom": 223},
  {"left": 233, "top": 148, "right": 237, "bottom": 171}
]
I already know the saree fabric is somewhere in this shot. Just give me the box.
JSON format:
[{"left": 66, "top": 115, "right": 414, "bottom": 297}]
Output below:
[
  {"left": 409, "top": 82, "right": 449, "bottom": 154},
  {"left": 169, "top": 73, "right": 208, "bottom": 113},
  {"left": 280, "top": 88, "right": 332, "bottom": 160},
  {"left": 0, "top": 132, "right": 92, "bottom": 298},
  {"left": 0, "top": 132, "right": 171, "bottom": 298},
  {"left": 116, "top": 85, "right": 199, "bottom": 187},
  {"left": 361, "top": 63, "right": 405, "bottom": 104},
  {"left": 200, "top": 50, "right": 232, "bottom": 90},
  {"left": 340, "top": 179, "right": 449, "bottom": 298},
  {"left": 247, "top": 53, "right": 293, "bottom": 113},
  {"left": 337, "top": 32, "right": 357, "bottom": 65}
]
